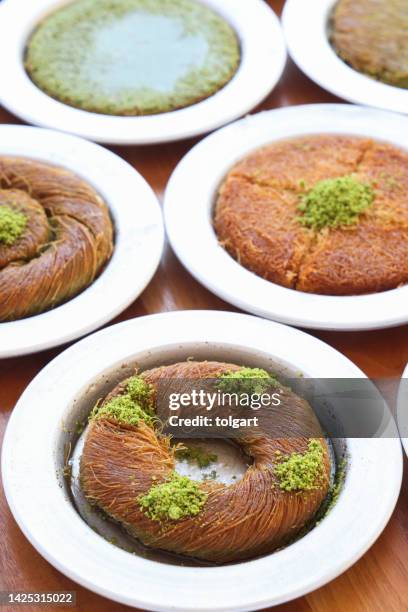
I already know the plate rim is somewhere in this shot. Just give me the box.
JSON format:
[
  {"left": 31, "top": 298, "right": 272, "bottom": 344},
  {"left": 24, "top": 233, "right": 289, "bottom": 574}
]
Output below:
[
  {"left": 281, "top": 0, "right": 408, "bottom": 115},
  {"left": 1, "top": 310, "right": 403, "bottom": 611},
  {"left": 0, "top": 124, "right": 164, "bottom": 357},
  {"left": 0, "top": 0, "right": 287, "bottom": 145},
  {"left": 164, "top": 103, "right": 408, "bottom": 331},
  {"left": 397, "top": 364, "right": 408, "bottom": 456}
]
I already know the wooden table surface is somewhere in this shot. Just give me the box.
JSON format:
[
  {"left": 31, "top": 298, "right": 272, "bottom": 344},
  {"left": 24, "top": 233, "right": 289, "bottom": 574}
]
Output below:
[{"left": 1, "top": 1, "right": 407, "bottom": 610}]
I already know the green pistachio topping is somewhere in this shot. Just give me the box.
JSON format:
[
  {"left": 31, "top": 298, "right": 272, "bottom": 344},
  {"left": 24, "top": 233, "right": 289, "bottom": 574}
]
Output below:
[
  {"left": 274, "top": 439, "right": 327, "bottom": 492},
  {"left": 0, "top": 206, "right": 27, "bottom": 245},
  {"left": 175, "top": 445, "right": 218, "bottom": 468},
  {"left": 203, "top": 469, "right": 218, "bottom": 481},
  {"left": 325, "top": 458, "right": 347, "bottom": 513},
  {"left": 298, "top": 175, "right": 374, "bottom": 231},
  {"left": 217, "top": 367, "right": 277, "bottom": 394},
  {"left": 126, "top": 375, "right": 155, "bottom": 408},
  {"left": 90, "top": 375, "right": 155, "bottom": 427},
  {"left": 139, "top": 471, "right": 208, "bottom": 521}
]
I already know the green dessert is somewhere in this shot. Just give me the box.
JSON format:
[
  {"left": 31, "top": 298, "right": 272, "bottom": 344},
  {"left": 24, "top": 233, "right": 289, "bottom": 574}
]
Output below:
[{"left": 25, "top": 0, "right": 241, "bottom": 115}]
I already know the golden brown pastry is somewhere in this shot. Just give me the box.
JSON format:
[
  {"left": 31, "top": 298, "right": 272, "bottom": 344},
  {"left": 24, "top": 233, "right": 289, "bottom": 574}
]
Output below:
[
  {"left": 331, "top": 0, "right": 408, "bottom": 89},
  {"left": 81, "top": 361, "right": 330, "bottom": 564},
  {"left": 0, "top": 157, "right": 113, "bottom": 320},
  {"left": 214, "top": 135, "right": 408, "bottom": 295}
]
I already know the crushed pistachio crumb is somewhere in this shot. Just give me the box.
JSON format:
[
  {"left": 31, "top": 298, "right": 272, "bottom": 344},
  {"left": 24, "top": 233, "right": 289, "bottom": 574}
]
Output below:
[
  {"left": 0, "top": 205, "right": 27, "bottom": 245},
  {"left": 62, "top": 464, "right": 72, "bottom": 478},
  {"left": 325, "top": 458, "right": 347, "bottom": 513},
  {"left": 76, "top": 419, "right": 85, "bottom": 435},
  {"left": 175, "top": 445, "right": 218, "bottom": 468},
  {"left": 202, "top": 469, "right": 218, "bottom": 481},
  {"left": 139, "top": 472, "right": 208, "bottom": 521},
  {"left": 217, "top": 367, "right": 277, "bottom": 394},
  {"left": 274, "top": 439, "right": 327, "bottom": 492},
  {"left": 126, "top": 376, "right": 155, "bottom": 410},
  {"left": 90, "top": 375, "right": 155, "bottom": 427},
  {"left": 298, "top": 175, "right": 374, "bottom": 231}
]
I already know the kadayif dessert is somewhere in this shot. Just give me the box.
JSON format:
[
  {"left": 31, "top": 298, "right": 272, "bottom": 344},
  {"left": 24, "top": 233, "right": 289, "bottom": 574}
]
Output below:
[
  {"left": 331, "top": 0, "right": 408, "bottom": 89},
  {"left": 214, "top": 135, "right": 408, "bottom": 295},
  {"left": 0, "top": 157, "right": 113, "bottom": 320},
  {"left": 80, "top": 361, "right": 331, "bottom": 563}
]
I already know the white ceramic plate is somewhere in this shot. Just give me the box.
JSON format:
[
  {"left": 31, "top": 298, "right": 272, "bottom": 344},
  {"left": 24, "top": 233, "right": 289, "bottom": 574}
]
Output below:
[
  {"left": 282, "top": 0, "right": 408, "bottom": 115},
  {"left": 397, "top": 364, "right": 408, "bottom": 456},
  {"left": 0, "top": 125, "right": 164, "bottom": 358},
  {"left": 0, "top": 0, "right": 286, "bottom": 145},
  {"left": 2, "top": 311, "right": 403, "bottom": 611},
  {"left": 164, "top": 104, "right": 408, "bottom": 331}
]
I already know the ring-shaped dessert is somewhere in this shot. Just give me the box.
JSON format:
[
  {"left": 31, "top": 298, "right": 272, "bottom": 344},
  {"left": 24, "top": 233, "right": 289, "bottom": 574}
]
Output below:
[{"left": 81, "top": 360, "right": 331, "bottom": 564}]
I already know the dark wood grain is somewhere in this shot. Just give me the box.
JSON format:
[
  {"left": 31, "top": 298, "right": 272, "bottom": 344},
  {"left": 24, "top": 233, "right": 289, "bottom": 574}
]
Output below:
[{"left": 1, "top": 1, "right": 407, "bottom": 611}]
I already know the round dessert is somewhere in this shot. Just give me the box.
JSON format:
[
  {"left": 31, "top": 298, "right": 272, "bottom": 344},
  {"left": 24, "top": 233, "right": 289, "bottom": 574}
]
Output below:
[
  {"left": 80, "top": 361, "right": 331, "bottom": 564},
  {"left": 214, "top": 134, "right": 408, "bottom": 296},
  {"left": 0, "top": 157, "right": 113, "bottom": 321},
  {"left": 25, "top": 0, "right": 241, "bottom": 116},
  {"left": 331, "top": 0, "right": 408, "bottom": 89}
]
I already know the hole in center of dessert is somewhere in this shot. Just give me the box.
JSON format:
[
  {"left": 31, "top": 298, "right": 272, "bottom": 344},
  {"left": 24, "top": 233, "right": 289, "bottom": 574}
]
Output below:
[{"left": 173, "top": 438, "right": 250, "bottom": 485}]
